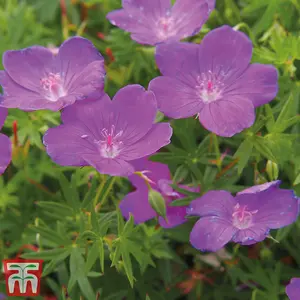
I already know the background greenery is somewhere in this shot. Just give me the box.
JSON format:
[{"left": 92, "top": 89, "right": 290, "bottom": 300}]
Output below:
[{"left": 0, "top": 0, "right": 300, "bottom": 299}]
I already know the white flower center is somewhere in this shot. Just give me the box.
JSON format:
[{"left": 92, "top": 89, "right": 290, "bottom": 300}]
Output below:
[
  {"left": 232, "top": 203, "right": 258, "bottom": 230},
  {"left": 95, "top": 125, "right": 123, "bottom": 158},
  {"left": 196, "top": 71, "right": 224, "bottom": 103},
  {"left": 40, "top": 73, "right": 66, "bottom": 102},
  {"left": 157, "top": 15, "right": 176, "bottom": 39}
]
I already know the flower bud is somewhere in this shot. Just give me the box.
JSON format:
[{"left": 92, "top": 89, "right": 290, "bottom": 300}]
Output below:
[
  {"left": 148, "top": 189, "right": 167, "bottom": 220},
  {"left": 266, "top": 160, "right": 279, "bottom": 181}
]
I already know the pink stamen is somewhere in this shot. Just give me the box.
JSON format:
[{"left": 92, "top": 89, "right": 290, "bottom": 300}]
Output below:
[
  {"left": 107, "top": 135, "right": 113, "bottom": 147},
  {"left": 232, "top": 203, "right": 258, "bottom": 229},
  {"left": 207, "top": 81, "right": 213, "bottom": 91},
  {"left": 41, "top": 73, "right": 65, "bottom": 101}
]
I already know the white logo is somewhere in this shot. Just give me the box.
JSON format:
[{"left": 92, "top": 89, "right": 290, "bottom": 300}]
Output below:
[{"left": 7, "top": 263, "right": 39, "bottom": 294}]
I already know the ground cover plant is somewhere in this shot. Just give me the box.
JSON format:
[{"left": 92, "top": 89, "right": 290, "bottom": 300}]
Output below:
[{"left": 0, "top": 0, "right": 300, "bottom": 299}]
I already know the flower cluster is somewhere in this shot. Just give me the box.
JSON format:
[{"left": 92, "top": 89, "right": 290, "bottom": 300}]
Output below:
[{"left": 0, "top": 0, "right": 298, "bottom": 268}]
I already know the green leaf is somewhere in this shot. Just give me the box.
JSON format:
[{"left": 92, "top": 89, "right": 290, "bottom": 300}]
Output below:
[
  {"left": 22, "top": 248, "right": 69, "bottom": 260},
  {"left": 253, "top": 136, "right": 278, "bottom": 163},
  {"left": 98, "top": 238, "right": 105, "bottom": 273},
  {"left": 69, "top": 247, "right": 95, "bottom": 299},
  {"left": 264, "top": 104, "right": 275, "bottom": 132},
  {"left": 37, "top": 202, "right": 74, "bottom": 219},
  {"left": 293, "top": 172, "right": 300, "bottom": 186},
  {"left": 85, "top": 242, "right": 100, "bottom": 275},
  {"left": 273, "top": 94, "right": 295, "bottom": 132},
  {"left": 29, "top": 225, "right": 70, "bottom": 246},
  {"left": 275, "top": 225, "right": 294, "bottom": 241},
  {"left": 170, "top": 185, "right": 200, "bottom": 197},
  {"left": 148, "top": 189, "right": 166, "bottom": 219},
  {"left": 122, "top": 214, "right": 135, "bottom": 237},
  {"left": 169, "top": 196, "right": 195, "bottom": 207},
  {"left": 111, "top": 242, "right": 122, "bottom": 267},
  {"left": 234, "top": 138, "right": 253, "bottom": 174},
  {"left": 91, "top": 209, "right": 100, "bottom": 233},
  {"left": 81, "top": 176, "right": 99, "bottom": 209},
  {"left": 117, "top": 209, "right": 125, "bottom": 234},
  {"left": 58, "top": 172, "right": 80, "bottom": 210},
  {"left": 121, "top": 243, "right": 134, "bottom": 287},
  {"left": 42, "top": 249, "right": 72, "bottom": 276}
]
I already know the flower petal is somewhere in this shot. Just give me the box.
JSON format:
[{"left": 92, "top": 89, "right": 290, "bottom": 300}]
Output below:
[
  {"left": 187, "top": 190, "right": 236, "bottom": 218},
  {"left": 159, "top": 205, "right": 187, "bottom": 228},
  {"left": 286, "top": 278, "right": 300, "bottom": 300},
  {"left": 107, "top": 9, "right": 159, "bottom": 45},
  {"left": 43, "top": 124, "right": 97, "bottom": 166},
  {"left": 3, "top": 46, "right": 54, "bottom": 92},
  {"left": 190, "top": 217, "right": 236, "bottom": 252},
  {"left": 61, "top": 94, "right": 111, "bottom": 123},
  {"left": 149, "top": 76, "right": 203, "bottom": 118},
  {"left": 232, "top": 225, "right": 269, "bottom": 245},
  {"left": 237, "top": 188, "right": 299, "bottom": 229},
  {"left": 122, "top": 0, "right": 171, "bottom": 14},
  {"left": 112, "top": 85, "right": 158, "bottom": 144},
  {"left": 0, "top": 133, "right": 12, "bottom": 175},
  {"left": 198, "top": 26, "right": 253, "bottom": 85},
  {"left": 155, "top": 42, "right": 199, "bottom": 76},
  {"left": 225, "top": 64, "right": 278, "bottom": 107},
  {"left": 237, "top": 180, "right": 281, "bottom": 195},
  {"left": 119, "top": 123, "right": 172, "bottom": 160},
  {"left": 56, "top": 36, "right": 104, "bottom": 88},
  {"left": 129, "top": 157, "right": 171, "bottom": 190},
  {"left": 119, "top": 188, "right": 156, "bottom": 224},
  {"left": 171, "top": 0, "right": 209, "bottom": 39},
  {"left": 82, "top": 154, "right": 135, "bottom": 176},
  {"left": 0, "top": 71, "right": 65, "bottom": 111},
  {"left": 67, "top": 60, "right": 105, "bottom": 99},
  {"left": 198, "top": 96, "right": 255, "bottom": 137},
  {"left": 0, "top": 107, "right": 8, "bottom": 129},
  {"left": 206, "top": 0, "right": 216, "bottom": 11}
]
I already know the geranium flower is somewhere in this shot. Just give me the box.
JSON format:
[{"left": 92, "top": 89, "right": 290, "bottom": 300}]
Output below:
[
  {"left": 0, "top": 108, "right": 12, "bottom": 175},
  {"left": 286, "top": 278, "right": 300, "bottom": 300},
  {"left": 0, "top": 37, "right": 105, "bottom": 111},
  {"left": 119, "top": 157, "right": 199, "bottom": 227},
  {"left": 107, "top": 0, "right": 215, "bottom": 46},
  {"left": 187, "top": 181, "right": 298, "bottom": 252},
  {"left": 149, "top": 25, "right": 278, "bottom": 137},
  {"left": 43, "top": 85, "right": 172, "bottom": 176}
]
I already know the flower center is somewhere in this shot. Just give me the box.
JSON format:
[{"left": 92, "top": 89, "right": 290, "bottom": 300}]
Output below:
[
  {"left": 40, "top": 73, "right": 66, "bottom": 102},
  {"left": 95, "top": 125, "right": 123, "bottom": 158},
  {"left": 196, "top": 71, "right": 224, "bottom": 103},
  {"left": 232, "top": 203, "right": 258, "bottom": 230},
  {"left": 157, "top": 15, "right": 175, "bottom": 39}
]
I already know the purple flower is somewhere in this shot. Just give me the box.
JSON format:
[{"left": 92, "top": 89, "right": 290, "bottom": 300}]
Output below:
[
  {"left": 286, "top": 278, "right": 300, "bottom": 300},
  {"left": 149, "top": 26, "right": 278, "bottom": 137},
  {"left": 0, "top": 37, "right": 105, "bottom": 111},
  {"left": 237, "top": 180, "right": 281, "bottom": 195},
  {"left": 107, "top": 0, "right": 215, "bottom": 46},
  {"left": 0, "top": 108, "right": 12, "bottom": 175},
  {"left": 43, "top": 85, "right": 172, "bottom": 176},
  {"left": 0, "top": 293, "right": 6, "bottom": 300},
  {"left": 119, "top": 157, "right": 199, "bottom": 227},
  {"left": 187, "top": 182, "right": 298, "bottom": 252}
]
